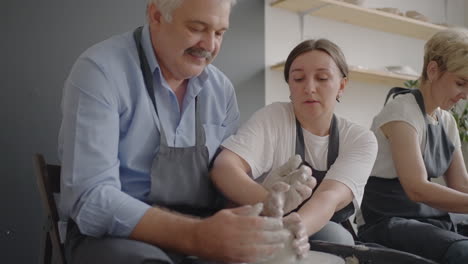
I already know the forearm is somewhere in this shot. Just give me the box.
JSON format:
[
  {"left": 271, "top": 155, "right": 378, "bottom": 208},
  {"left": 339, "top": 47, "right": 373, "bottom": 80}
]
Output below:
[
  {"left": 411, "top": 181, "right": 468, "bottom": 213},
  {"left": 444, "top": 149, "right": 468, "bottom": 194},
  {"left": 130, "top": 207, "right": 201, "bottom": 255},
  {"left": 211, "top": 150, "right": 268, "bottom": 205},
  {"left": 132, "top": 205, "right": 289, "bottom": 263},
  {"left": 297, "top": 191, "right": 340, "bottom": 236},
  {"left": 456, "top": 184, "right": 468, "bottom": 194},
  {"left": 447, "top": 180, "right": 468, "bottom": 194}
]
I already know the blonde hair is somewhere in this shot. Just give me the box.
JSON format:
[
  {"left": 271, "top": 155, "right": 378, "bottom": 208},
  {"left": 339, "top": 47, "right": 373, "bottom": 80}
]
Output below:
[
  {"left": 421, "top": 28, "right": 468, "bottom": 82},
  {"left": 146, "top": 0, "right": 237, "bottom": 23}
]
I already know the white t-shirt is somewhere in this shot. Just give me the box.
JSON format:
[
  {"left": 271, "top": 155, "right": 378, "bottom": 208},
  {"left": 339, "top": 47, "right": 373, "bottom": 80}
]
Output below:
[
  {"left": 370, "top": 93, "right": 461, "bottom": 179},
  {"left": 222, "top": 102, "right": 378, "bottom": 206}
]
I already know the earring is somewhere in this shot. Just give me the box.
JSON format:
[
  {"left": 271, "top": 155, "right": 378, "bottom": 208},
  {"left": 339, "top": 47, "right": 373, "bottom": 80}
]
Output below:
[
  {"left": 336, "top": 95, "right": 341, "bottom": 103},
  {"left": 289, "top": 95, "right": 292, "bottom": 101}
]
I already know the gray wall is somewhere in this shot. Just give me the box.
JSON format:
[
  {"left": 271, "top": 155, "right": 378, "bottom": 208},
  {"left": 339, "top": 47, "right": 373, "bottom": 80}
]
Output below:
[{"left": 1, "top": 1, "right": 264, "bottom": 263}]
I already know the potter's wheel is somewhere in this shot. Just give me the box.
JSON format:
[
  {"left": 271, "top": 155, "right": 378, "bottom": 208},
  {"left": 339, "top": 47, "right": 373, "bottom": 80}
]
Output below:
[
  {"left": 255, "top": 249, "right": 345, "bottom": 264},
  {"left": 297, "top": 250, "right": 345, "bottom": 264}
]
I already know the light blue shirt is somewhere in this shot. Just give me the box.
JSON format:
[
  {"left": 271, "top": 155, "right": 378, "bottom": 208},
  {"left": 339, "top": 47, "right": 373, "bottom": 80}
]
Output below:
[{"left": 58, "top": 25, "right": 239, "bottom": 237}]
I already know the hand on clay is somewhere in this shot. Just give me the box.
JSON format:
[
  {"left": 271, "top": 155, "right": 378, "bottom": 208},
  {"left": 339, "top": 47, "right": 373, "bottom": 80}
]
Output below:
[
  {"left": 283, "top": 212, "right": 310, "bottom": 259},
  {"left": 262, "top": 155, "right": 316, "bottom": 215},
  {"left": 262, "top": 155, "right": 302, "bottom": 190},
  {"left": 262, "top": 182, "right": 289, "bottom": 217},
  {"left": 194, "top": 203, "right": 289, "bottom": 263}
]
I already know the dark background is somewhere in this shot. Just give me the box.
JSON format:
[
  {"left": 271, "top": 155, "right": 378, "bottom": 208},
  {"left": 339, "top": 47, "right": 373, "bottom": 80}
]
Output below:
[{"left": 1, "top": 1, "right": 265, "bottom": 263}]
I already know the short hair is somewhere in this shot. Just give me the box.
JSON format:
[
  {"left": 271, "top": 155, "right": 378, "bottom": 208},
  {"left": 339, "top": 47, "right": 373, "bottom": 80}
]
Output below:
[
  {"left": 146, "top": 0, "right": 237, "bottom": 23},
  {"left": 421, "top": 28, "right": 468, "bottom": 82},
  {"left": 284, "top": 39, "right": 349, "bottom": 83}
]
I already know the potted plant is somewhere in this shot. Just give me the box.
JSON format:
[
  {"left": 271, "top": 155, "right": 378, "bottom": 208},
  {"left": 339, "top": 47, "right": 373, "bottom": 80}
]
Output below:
[
  {"left": 451, "top": 102, "right": 468, "bottom": 144},
  {"left": 451, "top": 102, "right": 468, "bottom": 170}
]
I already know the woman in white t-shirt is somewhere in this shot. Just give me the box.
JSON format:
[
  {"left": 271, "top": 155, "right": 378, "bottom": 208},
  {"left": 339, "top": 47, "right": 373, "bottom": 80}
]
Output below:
[
  {"left": 211, "top": 39, "right": 378, "bottom": 246},
  {"left": 358, "top": 28, "right": 468, "bottom": 264}
]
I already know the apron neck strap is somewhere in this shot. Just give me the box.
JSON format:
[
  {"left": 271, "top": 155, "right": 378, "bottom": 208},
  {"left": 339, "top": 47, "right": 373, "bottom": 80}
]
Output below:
[
  {"left": 295, "top": 115, "right": 339, "bottom": 170},
  {"left": 133, "top": 26, "right": 205, "bottom": 146},
  {"left": 410, "top": 89, "right": 433, "bottom": 123},
  {"left": 384, "top": 87, "right": 432, "bottom": 124},
  {"left": 384, "top": 87, "right": 412, "bottom": 105},
  {"left": 194, "top": 97, "right": 205, "bottom": 146}
]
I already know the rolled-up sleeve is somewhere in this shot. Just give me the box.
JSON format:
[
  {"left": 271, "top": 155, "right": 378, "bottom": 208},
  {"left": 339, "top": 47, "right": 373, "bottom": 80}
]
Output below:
[{"left": 59, "top": 57, "right": 150, "bottom": 237}]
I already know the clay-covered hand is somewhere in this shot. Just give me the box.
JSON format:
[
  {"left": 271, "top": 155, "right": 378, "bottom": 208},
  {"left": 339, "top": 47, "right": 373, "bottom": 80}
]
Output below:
[
  {"left": 262, "top": 182, "right": 289, "bottom": 218},
  {"left": 193, "top": 203, "right": 290, "bottom": 263},
  {"left": 283, "top": 212, "right": 310, "bottom": 259},
  {"left": 262, "top": 155, "right": 302, "bottom": 190},
  {"left": 283, "top": 165, "right": 315, "bottom": 214},
  {"left": 262, "top": 155, "right": 316, "bottom": 215}
]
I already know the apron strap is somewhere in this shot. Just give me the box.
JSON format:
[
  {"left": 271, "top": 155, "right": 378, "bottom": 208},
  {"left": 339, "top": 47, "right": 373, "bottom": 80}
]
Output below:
[
  {"left": 384, "top": 87, "right": 412, "bottom": 105},
  {"left": 194, "top": 97, "right": 205, "bottom": 147},
  {"left": 294, "top": 114, "right": 353, "bottom": 223},
  {"left": 384, "top": 87, "right": 431, "bottom": 124},
  {"left": 133, "top": 26, "right": 204, "bottom": 147},
  {"left": 327, "top": 115, "right": 339, "bottom": 169},
  {"left": 410, "top": 89, "right": 432, "bottom": 124},
  {"left": 295, "top": 118, "right": 306, "bottom": 163},
  {"left": 295, "top": 114, "right": 339, "bottom": 170},
  {"left": 133, "top": 26, "right": 168, "bottom": 145}
]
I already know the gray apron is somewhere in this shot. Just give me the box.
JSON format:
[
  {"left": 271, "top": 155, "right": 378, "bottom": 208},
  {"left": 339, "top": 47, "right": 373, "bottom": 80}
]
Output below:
[
  {"left": 293, "top": 115, "right": 355, "bottom": 223},
  {"left": 134, "top": 27, "right": 223, "bottom": 217},
  {"left": 359, "top": 88, "right": 467, "bottom": 262}
]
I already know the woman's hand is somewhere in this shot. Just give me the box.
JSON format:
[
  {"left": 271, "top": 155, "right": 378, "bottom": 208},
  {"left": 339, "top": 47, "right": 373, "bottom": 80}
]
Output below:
[
  {"left": 262, "top": 155, "right": 303, "bottom": 189},
  {"left": 262, "top": 155, "right": 316, "bottom": 216},
  {"left": 283, "top": 212, "right": 310, "bottom": 259}
]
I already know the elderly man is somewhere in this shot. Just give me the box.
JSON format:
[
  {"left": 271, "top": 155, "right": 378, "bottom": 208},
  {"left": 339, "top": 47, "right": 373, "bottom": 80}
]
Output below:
[{"left": 58, "top": 0, "right": 312, "bottom": 263}]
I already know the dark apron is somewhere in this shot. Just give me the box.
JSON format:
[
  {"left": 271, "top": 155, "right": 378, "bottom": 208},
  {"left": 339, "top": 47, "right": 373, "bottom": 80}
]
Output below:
[
  {"left": 134, "top": 27, "right": 223, "bottom": 217},
  {"left": 294, "top": 114, "right": 355, "bottom": 223},
  {"left": 360, "top": 88, "right": 466, "bottom": 261}
]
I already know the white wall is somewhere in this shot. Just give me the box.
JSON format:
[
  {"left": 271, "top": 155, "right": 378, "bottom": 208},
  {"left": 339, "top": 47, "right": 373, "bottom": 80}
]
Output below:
[
  {"left": 265, "top": 0, "right": 467, "bottom": 128},
  {"left": 466, "top": 0, "right": 468, "bottom": 26}
]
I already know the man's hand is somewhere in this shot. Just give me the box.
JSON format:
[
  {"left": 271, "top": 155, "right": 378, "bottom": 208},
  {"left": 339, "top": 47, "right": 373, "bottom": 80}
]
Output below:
[
  {"left": 283, "top": 212, "right": 310, "bottom": 259},
  {"left": 193, "top": 203, "right": 290, "bottom": 263},
  {"left": 262, "top": 155, "right": 316, "bottom": 215}
]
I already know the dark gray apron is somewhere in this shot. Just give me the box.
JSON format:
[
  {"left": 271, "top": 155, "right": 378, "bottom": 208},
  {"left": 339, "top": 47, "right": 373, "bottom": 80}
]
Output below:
[
  {"left": 134, "top": 27, "right": 223, "bottom": 217},
  {"left": 293, "top": 115, "right": 355, "bottom": 223},
  {"left": 359, "top": 88, "right": 466, "bottom": 261}
]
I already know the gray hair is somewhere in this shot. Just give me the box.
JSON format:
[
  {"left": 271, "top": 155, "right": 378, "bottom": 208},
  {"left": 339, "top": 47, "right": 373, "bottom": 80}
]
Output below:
[{"left": 146, "top": 0, "right": 237, "bottom": 23}]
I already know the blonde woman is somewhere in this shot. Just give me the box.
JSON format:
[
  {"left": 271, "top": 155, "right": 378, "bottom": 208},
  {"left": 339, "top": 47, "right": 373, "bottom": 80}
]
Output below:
[
  {"left": 358, "top": 28, "right": 468, "bottom": 264},
  {"left": 212, "top": 39, "right": 377, "bottom": 246}
]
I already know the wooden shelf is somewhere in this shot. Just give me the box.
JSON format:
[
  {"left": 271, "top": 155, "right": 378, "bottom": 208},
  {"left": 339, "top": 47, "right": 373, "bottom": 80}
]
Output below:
[
  {"left": 271, "top": 62, "right": 418, "bottom": 87},
  {"left": 271, "top": 0, "right": 446, "bottom": 40}
]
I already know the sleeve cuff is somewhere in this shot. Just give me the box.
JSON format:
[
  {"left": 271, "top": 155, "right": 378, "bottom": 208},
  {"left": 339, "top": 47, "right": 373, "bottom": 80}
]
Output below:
[{"left": 111, "top": 197, "right": 152, "bottom": 237}]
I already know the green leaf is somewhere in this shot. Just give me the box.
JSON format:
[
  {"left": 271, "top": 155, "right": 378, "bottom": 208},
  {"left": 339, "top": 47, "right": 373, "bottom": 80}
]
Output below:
[
  {"left": 404, "top": 80, "right": 419, "bottom": 89},
  {"left": 451, "top": 102, "right": 468, "bottom": 143}
]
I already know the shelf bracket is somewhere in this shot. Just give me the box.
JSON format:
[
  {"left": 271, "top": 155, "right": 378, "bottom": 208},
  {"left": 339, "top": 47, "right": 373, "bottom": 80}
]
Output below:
[
  {"left": 297, "top": 4, "right": 330, "bottom": 41},
  {"left": 298, "top": 13, "right": 306, "bottom": 40},
  {"left": 444, "top": 0, "right": 448, "bottom": 24}
]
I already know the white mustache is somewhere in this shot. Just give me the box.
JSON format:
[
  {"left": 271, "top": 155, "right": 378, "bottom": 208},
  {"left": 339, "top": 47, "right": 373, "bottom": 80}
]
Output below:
[{"left": 185, "top": 48, "right": 212, "bottom": 60}]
